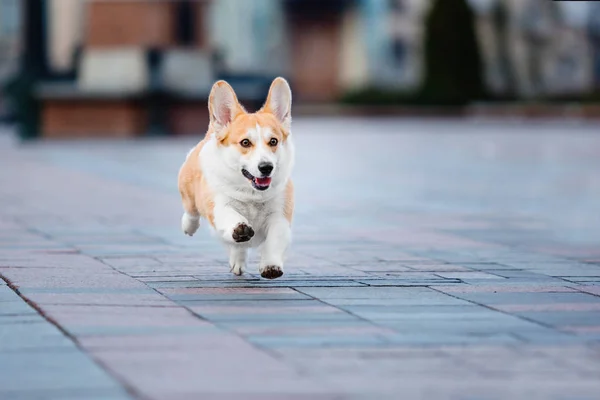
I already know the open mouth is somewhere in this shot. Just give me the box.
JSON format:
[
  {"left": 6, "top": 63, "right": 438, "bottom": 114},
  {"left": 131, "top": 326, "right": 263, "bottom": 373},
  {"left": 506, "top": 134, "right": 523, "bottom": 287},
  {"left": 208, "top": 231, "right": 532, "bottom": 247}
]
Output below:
[{"left": 242, "top": 169, "right": 272, "bottom": 191}]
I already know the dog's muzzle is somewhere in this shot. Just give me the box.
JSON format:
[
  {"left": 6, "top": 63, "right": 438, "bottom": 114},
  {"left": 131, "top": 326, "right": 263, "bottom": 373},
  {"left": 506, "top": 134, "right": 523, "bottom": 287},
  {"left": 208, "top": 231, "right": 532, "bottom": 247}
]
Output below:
[{"left": 242, "top": 169, "right": 272, "bottom": 191}]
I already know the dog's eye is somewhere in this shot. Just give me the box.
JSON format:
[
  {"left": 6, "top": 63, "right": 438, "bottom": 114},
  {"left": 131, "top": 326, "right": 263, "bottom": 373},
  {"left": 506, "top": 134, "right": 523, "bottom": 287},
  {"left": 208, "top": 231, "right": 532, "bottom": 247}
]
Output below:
[
  {"left": 269, "top": 138, "right": 278, "bottom": 147},
  {"left": 240, "top": 139, "right": 251, "bottom": 148}
]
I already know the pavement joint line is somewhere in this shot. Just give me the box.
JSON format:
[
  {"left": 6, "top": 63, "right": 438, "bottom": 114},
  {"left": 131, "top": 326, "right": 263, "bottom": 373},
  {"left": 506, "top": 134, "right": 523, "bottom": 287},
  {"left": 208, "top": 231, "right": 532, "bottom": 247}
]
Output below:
[
  {"left": 566, "top": 285, "right": 600, "bottom": 298},
  {"left": 427, "top": 286, "right": 577, "bottom": 337},
  {"left": 35, "top": 303, "right": 184, "bottom": 308},
  {"left": 289, "top": 286, "right": 416, "bottom": 342},
  {"left": 169, "top": 288, "right": 313, "bottom": 366},
  {"left": 94, "top": 254, "right": 219, "bottom": 327}
]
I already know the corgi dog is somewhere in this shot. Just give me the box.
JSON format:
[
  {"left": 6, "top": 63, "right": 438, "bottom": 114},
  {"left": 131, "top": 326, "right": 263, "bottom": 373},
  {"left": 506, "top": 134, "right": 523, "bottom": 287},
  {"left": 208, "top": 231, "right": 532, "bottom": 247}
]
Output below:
[{"left": 178, "top": 77, "right": 294, "bottom": 279}]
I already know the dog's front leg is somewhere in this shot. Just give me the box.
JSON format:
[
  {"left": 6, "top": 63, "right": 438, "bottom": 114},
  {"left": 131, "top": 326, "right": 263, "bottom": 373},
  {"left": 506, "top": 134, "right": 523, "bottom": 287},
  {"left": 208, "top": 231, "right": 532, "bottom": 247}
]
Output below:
[
  {"left": 213, "top": 203, "right": 254, "bottom": 244},
  {"left": 229, "top": 246, "right": 248, "bottom": 276},
  {"left": 259, "top": 216, "right": 290, "bottom": 279}
]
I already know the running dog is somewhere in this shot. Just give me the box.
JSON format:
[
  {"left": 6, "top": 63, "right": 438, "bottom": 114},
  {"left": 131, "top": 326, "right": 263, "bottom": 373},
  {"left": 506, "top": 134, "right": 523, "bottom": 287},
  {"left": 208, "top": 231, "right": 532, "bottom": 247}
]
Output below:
[{"left": 178, "top": 78, "right": 294, "bottom": 279}]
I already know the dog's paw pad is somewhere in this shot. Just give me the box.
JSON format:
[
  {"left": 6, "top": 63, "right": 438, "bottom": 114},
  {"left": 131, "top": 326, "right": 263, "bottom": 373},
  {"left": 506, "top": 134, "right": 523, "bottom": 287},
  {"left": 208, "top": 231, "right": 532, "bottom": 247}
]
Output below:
[
  {"left": 260, "top": 265, "right": 283, "bottom": 280},
  {"left": 232, "top": 223, "right": 254, "bottom": 243}
]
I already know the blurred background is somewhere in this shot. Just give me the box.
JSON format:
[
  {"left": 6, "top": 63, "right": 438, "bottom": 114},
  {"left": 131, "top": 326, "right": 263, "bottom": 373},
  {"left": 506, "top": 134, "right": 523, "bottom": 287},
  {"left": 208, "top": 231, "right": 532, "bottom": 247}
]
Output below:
[{"left": 0, "top": 0, "right": 599, "bottom": 140}]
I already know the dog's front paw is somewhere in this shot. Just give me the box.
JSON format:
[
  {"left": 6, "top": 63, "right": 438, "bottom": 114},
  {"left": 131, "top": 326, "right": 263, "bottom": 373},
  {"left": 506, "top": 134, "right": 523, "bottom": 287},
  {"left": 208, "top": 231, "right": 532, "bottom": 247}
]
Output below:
[
  {"left": 230, "top": 262, "right": 244, "bottom": 276},
  {"left": 232, "top": 223, "right": 254, "bottom": 243},
  {"left": 260, "top": 265, "right": 283, "bottom": 280}
]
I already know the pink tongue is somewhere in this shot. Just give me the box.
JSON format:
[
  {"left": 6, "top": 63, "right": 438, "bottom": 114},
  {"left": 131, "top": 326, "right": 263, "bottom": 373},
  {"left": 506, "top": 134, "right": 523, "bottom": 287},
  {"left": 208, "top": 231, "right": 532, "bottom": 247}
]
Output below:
[{"left": 255, "top": 177, "right": 272, "bottom": 186}]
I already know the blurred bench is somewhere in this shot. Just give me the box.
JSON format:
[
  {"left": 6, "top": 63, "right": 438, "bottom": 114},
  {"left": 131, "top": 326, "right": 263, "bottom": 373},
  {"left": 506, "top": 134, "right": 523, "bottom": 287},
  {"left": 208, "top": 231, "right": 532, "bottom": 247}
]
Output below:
[
  {"left": 36, "top": 46, "right": 277, "bottom": 138},
  {"left": 36, "top": 48, "right": 149, "bottom": 138}
]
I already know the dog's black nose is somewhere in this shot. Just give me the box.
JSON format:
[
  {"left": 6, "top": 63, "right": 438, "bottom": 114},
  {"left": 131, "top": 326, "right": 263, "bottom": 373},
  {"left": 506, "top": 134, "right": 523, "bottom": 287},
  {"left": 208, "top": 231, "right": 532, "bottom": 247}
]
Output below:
[{"left": 258, "top": 162, "right": 274, "bottom": 176}]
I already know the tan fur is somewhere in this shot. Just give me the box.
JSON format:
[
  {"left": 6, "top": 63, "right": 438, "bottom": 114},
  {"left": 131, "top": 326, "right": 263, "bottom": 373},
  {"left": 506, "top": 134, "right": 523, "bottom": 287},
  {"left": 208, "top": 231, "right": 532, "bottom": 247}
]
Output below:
[
  {"left": 219, "top": 113, "right": 288, "bottom": 150},
  {"left": 284, "top": 180, "right": 294, "bottom": 223},
  {"left": 178, "top": 140, "right": 215, "bottom": 226},
  {"left": 178, "top": 88, "right": 294, "bottom": 229}
]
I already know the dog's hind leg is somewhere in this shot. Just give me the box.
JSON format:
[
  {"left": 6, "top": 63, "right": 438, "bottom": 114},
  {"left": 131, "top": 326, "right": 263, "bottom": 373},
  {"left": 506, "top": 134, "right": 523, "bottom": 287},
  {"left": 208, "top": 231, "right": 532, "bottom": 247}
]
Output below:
[
  {"left": 180, "top": 189, "right": 200, "bottom": 237},
  {"left": 181, "top": 212, "right": 200, "bottom": 237}
]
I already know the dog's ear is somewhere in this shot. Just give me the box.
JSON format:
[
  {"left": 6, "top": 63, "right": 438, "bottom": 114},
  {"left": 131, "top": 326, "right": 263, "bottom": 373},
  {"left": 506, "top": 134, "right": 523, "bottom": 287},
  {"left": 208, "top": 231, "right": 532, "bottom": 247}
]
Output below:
[
  {"left": 208, "top": 80, "right": 245, "bottom": 133},
  {"left": 262, "top": 77, "right": 292, "bottom": 130}
]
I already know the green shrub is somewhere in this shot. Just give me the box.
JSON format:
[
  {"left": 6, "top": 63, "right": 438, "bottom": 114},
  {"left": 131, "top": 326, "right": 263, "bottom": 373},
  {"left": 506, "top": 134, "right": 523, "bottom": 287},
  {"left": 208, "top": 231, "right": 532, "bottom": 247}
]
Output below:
[{"left": 420, "top": 0, "right": 485, "bottom": 105}]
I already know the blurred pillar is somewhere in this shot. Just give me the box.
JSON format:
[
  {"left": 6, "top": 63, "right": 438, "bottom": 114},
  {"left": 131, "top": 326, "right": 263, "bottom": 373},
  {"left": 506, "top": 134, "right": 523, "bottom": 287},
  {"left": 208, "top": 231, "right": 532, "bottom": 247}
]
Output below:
[
  {"left": 20, "top": 0, "right": 48, "bottom": 77},
  {"left": 6, "top": 0, "right": 48, "bottom": 139}
]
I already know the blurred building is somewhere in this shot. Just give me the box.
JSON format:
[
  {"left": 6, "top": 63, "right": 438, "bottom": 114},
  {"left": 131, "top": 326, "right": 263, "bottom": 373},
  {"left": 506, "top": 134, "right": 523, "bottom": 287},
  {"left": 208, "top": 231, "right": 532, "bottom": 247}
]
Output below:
[
  {"left": 474, "top": 0, "right": 595, "bottom": 98},
  {"left": 339, "top": 0, "right": 428, "bottom": 92},
  {"left": 3, "top": 0, "right": 600, "bottom": 139},
  {"left": 39, "top": 0, "right": 215, "bottom": 138}
]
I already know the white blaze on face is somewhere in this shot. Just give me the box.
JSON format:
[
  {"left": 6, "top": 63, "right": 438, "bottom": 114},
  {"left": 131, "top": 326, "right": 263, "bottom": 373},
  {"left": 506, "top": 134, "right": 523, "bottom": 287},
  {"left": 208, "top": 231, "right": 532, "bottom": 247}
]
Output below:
[{"left": 243, "top": 124, "right": 277, "bottom": 177}]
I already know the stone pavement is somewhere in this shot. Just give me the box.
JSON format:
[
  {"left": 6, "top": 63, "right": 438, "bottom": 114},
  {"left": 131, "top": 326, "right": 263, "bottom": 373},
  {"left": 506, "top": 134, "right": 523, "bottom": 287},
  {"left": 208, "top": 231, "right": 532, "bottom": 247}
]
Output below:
[{"left": 1, "top": 119, "right": 600, "bottom": 399}]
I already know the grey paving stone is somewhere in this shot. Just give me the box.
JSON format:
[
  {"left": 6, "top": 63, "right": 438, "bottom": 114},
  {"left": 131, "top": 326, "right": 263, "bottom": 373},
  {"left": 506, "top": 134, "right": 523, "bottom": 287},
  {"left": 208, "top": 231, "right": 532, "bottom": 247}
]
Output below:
[
  {"left": 339, "top": 304, "right": 499, "bottom": 319},
  {"left": 185, "top": 299, "right": 323, "bottom": 308},
  {"left": 513, "top": 331, "right": 600, "bottom": 345},
  {"left": 357, "top": 278, "right": 462, "bottom": 286},
  {"left": 0, "top": 322, "right": 74, "bottom": 352},
  {"left": 0, "top": 350, "right": 125, "bottom": 392},
  {"left": 376, "top": 315, "right": 544, "bottom": 334},
  {"left": 64, "top": 325, "right": 218, "bottom": 337},
  {"left": 0, "top": 314, "right": 46, "bottom": 324},
  {"left": 217, "top": 319, "right": 383, "bottom": 330},
  {"left": 193, "top": 312, "right": 360, "bottom": 323},
  {"left": 296, "top": 286, "right": 456, "bottom": 300},
  {"left": 383, "top": 332, "right": 521, "bottom": 346},
  {"left": 18, "top": 287, "right": 157, "bottom": 295},
  {"left": 453, "top": 263, "right": 520, "bottom": 271},
  {"left": 247, "top": 335, "right": 388, "bottom": 348},
  {"left": 484, "top": 270, "right": 561, "bottom": 279},
  {"left": 0, "top": 388, "right": 132, "bottom": 400},
  {"left": 0, "top": 284, "right": 21, "bottom": 301},
  {"left": 0, "top": 301, "right": 38, "bottom": 316},
  {"left": 296, "top": 287, "right": 471, "bottom": 307},
  {"left": 170, "top": 292, "right": 311, "bottom": 302},
  {"left": 453, "top": 292, "right": 600, "bottom": 305},
  {"left": 149, "top": 279, "right": 366, "bottom": 288},
  {"left": 516, "top": 311, "right": 600, "bottom": 327}
]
